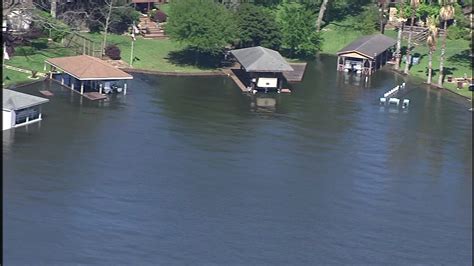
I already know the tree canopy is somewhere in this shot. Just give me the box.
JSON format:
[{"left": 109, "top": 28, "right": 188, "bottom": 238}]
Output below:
[
  {"left": 166, "top": 0, "right": 237, "bottom": 55},
  {"left": 235, "top": 4, "right": 281, "bottom": 49},
  {"left": 276, "top": 1, "right": 322, "bottom": 58}
]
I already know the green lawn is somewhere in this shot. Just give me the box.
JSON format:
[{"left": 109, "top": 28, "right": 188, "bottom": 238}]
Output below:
[
  {"left": 320, "top": 22, "right": 366, "bottom": 54},
  {"left": 7, "top": 39, "right": 76, "bottom": 73},
  {"left": 3, "top": 68, "right": 35, "bottom": 87},
  {"left": 84, "top": 33, "right": 217, "bottom": 72},
  {"left": 443, "top": 82, "right": 473, "bottom": 98},
  {"left": 321, "top": 22, "right": 472, "bottom": 99}
]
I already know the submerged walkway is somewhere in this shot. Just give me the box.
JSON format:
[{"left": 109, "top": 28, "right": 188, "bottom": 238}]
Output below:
[{"left": 223, "top": 68, "right": 249, "bottom": 92}]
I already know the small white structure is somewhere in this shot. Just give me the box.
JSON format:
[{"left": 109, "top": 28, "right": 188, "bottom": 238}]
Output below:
[
  {"left": 402, "top": 99, "right": 410, "bottom": 108},
  {"left": 380, "top": 97, "right": 387, "bottom": 104},
  {"left": 257, "top": 77, "right": 278, "bottom": 89},
  {"left": 3, "top": 89, "right": 49, "bottom": 131},
  {"left": 388, "top": 98, "right": 400, "bottom": 106}
]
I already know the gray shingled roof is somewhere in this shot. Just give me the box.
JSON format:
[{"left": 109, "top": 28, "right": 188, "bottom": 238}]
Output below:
[
  {"left": 337, "top": 34, "right": 396, "bottom": 59},
  {"left": 230, "top": 46, "right": 294, "bottom": 72},
  {"left": 3, "top": 89, "right": 49, "bottom": 111}
]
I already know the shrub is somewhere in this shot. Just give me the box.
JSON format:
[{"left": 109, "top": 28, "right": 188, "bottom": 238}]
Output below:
[
  {"left": 447, "top": 25, "right": 469, "bottom": 40},
  {"left": 105, "top": 44, "right": 121, "bottom": 60},
  {"left": 152, "top": 10, "right": 168, "bottom": 23}
]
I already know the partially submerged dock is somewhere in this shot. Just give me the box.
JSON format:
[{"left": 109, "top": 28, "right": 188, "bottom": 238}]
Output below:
[
  {"left": 224, "top": 47, "right": 308, "bottom": 93},
  {"left": 84, "top": 92, "right": 107, "bottom": 101},
  {"left": 283, "top": 63, "right": 307, "bottom": 82},
  {"left": 223, "top": 68, "right": 249, "bottom": 92}
]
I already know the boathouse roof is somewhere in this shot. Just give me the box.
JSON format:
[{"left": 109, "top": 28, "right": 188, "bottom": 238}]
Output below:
[
  {"left": 45, "top": 55, "right": 133, "bottom": 81},
  {"left": 3, "top": 89, "right": 49, "bottom": 111},
  {"left": 337, "top": 34, "right": 396, "bottom": 59},
  {"left": 230, "top": 46, "right": 294, "bottom": 73}
]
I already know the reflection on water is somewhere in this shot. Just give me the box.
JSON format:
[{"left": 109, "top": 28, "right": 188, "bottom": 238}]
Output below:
[
  {"left": 3, "top": 55, "right": 472, "bottom": 265},
  {"left": 249, "top": 95, "right": 278, "bottom": 113}
]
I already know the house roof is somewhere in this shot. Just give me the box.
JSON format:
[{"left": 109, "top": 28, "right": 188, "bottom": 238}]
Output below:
[
  {"left": 3, "top": 89, "right": 49, "bottom": 111},
  {"left": 45, "top": 55, "right": 133, "bottom": 81},
  {"left": 337, "top": 34, "right": 396, "bottom": 59},
  {"left": 230, "top": 46, "right": 294, "bottom": 72}
]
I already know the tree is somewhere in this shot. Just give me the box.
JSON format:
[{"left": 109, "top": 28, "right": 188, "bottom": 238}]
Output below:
[
  {"left": 166, "top": 0, "right": 236, "bottom": 55},
  {"left": 352, "top": 4, "right": 379, "bottom": 34},
  {"left": 394, "top": 2, "right": 407, "bottom": 70},
  {"left": 101, "top": 0, "right": 114, "bottom": 57},
  {"left": 315, "top": 0, "right": 329, "bottom": 32},
  {"left": 404, "top": 0, "right": 420, "bottom": 75},
  {"left": 438, "top": 1, "right": 455, "bottom": 86},
  {"left": 426, "top": 15, "right": 438, "bottom": 84},
  {"left": 378, "top": 0, "right": 388, "bottom": 34},
  {"left": 235, "top": 4, "right": 281, "bottom": 49},
  {"left": 276, "top": 1, "right": 322, "bottom": 58}
]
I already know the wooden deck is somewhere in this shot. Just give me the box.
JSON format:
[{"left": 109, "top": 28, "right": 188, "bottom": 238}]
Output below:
[
  {"left": 83, "top": 92, "right": 107, "bottom": 101},
  {"left": 223, "top": 68, "right": 250, "bottom": 92},
  {"left": 283, "top": 63, "right": 307, "bottom": 82},
  {"left": 39, "top": 90, "right": 54, "bottom": 96}
]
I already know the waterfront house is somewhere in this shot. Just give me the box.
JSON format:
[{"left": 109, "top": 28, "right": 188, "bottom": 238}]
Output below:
[
  {"left": 45, "top": 55, "right": 133, "bottom": 99},
  {"left": 3, "top": 89, "right": 49, "bottom": 131},
  {"left": 230, "top": 46, "right": 294, "bottom": 92},
  {"left": 336, "top": 34, "right": 396, "bottom": 75}
]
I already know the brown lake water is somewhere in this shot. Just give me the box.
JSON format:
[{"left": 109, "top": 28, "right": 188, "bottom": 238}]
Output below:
[{"left": 3, "top": 55, "right": 472, "bottom": 264}]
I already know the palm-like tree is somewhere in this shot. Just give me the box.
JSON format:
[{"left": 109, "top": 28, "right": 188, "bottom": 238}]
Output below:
[
  {"left": 437, "top": 1, "right": 455, "bottom": 86},
  {"left": 394, "top": 2, "right": 406, "bottom": 70},
  {"left": 426, "top": 15, "right": 438, "bottom": 84},
  {"left": 404, "top": 0, "right": 420, "bottom": 74}
]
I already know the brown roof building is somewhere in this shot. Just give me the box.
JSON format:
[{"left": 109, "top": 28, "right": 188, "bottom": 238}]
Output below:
[
  {"left": 45, "top": 55, "right": 133, "bottom": 98},
  {"left": 46, "top": 55, "right": 133, "bottom": 80}
]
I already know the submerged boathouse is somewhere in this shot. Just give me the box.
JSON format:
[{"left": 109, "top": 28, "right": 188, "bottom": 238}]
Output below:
[
  {"left": 336, "top": 34, "right": 396, "bottom": 75},
  {"left": 3, "top": 89, "right": 49, "bottom": 131},
  {"left": 230, "top": 46, "right": 294, "bottom": 92},
  {"left": 45, "top": 55, "right": 133, "bottom": 98}
]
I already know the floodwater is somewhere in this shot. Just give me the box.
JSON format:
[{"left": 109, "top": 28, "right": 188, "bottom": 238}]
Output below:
[{"left": 3, "top": 55, "right": 472, "bottom": 265}]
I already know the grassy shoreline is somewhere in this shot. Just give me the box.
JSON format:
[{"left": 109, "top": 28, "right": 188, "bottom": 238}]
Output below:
[
  {"left": 320, "top": 22, "right": 472, "bottom": 100},
  {"left": 4, "top": 26, "right": 472, "bottom": 100}
]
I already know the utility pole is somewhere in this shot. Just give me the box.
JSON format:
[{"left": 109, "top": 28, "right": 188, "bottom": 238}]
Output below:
[
  {"left": 130, "top": 40, "right": 134, "bottom": 67},
  {"left": 130, "top": 22, "right": 137, "bottom": 67}
]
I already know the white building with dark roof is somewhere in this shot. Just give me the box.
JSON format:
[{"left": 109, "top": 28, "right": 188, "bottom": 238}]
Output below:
[
  {"left": 230, "top": 46, "right": 294, "bottom": 92},
  {"left": 3, "top": 89, "right": 49, "bottom": 131}
]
